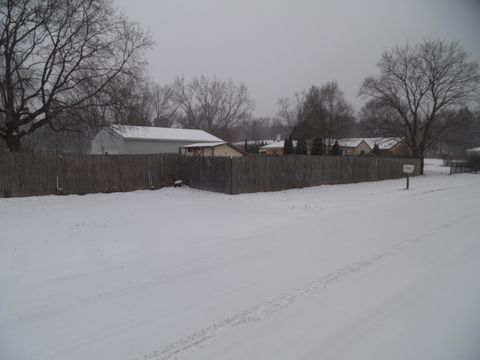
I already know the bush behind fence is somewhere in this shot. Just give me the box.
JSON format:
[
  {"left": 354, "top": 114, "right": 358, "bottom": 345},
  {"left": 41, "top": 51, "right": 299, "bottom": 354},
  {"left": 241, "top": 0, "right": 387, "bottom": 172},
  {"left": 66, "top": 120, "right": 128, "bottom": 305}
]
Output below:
[{"left": 0, "top": 152, "right": 420, "bottom": 197}]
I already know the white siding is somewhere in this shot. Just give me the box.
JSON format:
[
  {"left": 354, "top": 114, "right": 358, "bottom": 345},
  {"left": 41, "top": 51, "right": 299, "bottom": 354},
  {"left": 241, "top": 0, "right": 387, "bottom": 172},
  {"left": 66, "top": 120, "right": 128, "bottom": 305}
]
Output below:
[
  {"left": 90, "top": 129, "right": 124, "bottom": 154},
  {"left": 123, "top": 139, "right": 191, "bottom": 154}
]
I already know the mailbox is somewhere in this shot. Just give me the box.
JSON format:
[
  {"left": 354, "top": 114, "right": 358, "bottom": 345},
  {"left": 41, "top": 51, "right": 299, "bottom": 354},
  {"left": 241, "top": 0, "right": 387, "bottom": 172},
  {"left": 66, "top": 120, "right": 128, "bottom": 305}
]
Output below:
[{"left": 403, "top": 164, "right": 415, "bottom": 174}]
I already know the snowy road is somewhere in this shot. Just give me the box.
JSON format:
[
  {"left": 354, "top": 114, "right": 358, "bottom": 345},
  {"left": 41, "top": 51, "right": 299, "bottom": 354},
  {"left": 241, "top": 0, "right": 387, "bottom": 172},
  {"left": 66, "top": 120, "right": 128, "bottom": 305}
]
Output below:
[{"left": 1, "top": 161, "right": 479, "bottom": 360}]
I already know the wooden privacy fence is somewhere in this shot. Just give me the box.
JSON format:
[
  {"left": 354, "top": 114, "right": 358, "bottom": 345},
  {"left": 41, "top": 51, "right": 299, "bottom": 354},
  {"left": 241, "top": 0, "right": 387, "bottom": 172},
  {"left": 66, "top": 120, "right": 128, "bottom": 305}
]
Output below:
[{"left": 0, "top": 152, "right": 421, "bottom": 197}]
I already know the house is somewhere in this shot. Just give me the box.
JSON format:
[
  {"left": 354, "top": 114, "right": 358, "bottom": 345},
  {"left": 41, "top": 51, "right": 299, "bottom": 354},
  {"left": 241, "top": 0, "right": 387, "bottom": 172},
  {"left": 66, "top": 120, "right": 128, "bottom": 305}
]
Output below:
[
  {"left": 363, "top": 137, "right": 411, "bottom": 157},
  {"left": 335, "top": 137, "right": 410, "bottom": 156},
  {"left": 258, "top": 137, "right": 411, "bottom": 157},
  {"left": 336, "top": 138, "right": 371, "bottom": 156},
  {"left": 181, "top": 142, "right": 246, "bottom": 157},
  {"left": 259, "top": 140, "right": 297, "bottom": 155},
  {"left": 90, "top": 125, "right": 223, "bottom": 154},
  {"left": 232, "top": 140, "right": 276, "bottom": 153}
]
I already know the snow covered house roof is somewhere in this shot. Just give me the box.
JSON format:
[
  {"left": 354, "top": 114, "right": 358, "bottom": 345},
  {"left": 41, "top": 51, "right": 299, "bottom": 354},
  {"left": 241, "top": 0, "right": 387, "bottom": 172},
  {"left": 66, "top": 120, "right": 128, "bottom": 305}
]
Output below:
[
  {"left": 334, "top": 137, "right": 403, "bottom": 150},
  {"left": 336, "top": 138, "right": 366, "bottom": 148},
  {"left": 232, "top": 140, "right": 276, "bottom": 147},
  {"left": 363, "top": 137, "right": 403, "bottom": 150},
  {"left": 259, "top": 140, "right": 297, "bottom": 150},
  {"left": 110, "top": 125, "right": 223, "bottom": 143},
  {"left": 466, "top": 146, "right": 480, "bottom": 154}
]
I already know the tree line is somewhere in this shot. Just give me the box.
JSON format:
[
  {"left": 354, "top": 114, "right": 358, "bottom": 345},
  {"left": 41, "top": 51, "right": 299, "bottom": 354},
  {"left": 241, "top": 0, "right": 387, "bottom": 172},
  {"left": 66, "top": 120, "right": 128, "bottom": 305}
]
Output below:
[{"left": 1, "top": 0, "right": 479, "bottom": 161}]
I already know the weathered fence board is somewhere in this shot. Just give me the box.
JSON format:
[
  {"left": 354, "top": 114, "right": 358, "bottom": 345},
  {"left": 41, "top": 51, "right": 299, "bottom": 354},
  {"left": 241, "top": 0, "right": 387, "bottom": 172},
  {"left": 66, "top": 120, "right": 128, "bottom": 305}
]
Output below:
[{"left": 0, "top": 152, "right": 421, "bottom": 197}]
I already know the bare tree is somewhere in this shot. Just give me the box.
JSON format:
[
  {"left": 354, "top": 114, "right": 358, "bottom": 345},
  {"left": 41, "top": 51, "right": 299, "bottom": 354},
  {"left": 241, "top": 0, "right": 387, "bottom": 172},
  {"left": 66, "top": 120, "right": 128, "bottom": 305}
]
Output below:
[
  {"left": 150, "top": 83, "right": 178, "bottom": 128},
  {"left": 357, "top": 99, "right": 403, "bottom": 137},
  {"left": 434, "top": 107, "right": 480, "bottom": 158},
  {"left": 101, "top": 74, "right": 152, "bottom": 126},
  {"left": 0, "top": 0, "right": 152, "bottom": 151},
  {"left": 281, "top": 83, "right": 354, "bottom": 153},
  {"left": 320, "top": 81, "right": 355, "bottom": 144},
  {"left": 359, "top": 40, "right": 480, "bottom": 172},
  {"left": 172, "top": 76, "right": 255, "bottom": 140},
  {"left": 232, "top": 116, "right": 287, "bottom": 143},
  {"left": 277, "top": 95, "right": 304, "bottom": 132},
  {"left": 298, "top": 86, "right": 325, "bottom": 139}
]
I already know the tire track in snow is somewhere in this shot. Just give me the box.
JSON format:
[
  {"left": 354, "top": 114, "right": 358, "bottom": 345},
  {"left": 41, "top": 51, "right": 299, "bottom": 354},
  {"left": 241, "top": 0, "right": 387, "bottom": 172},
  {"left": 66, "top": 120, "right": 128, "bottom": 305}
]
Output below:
[
  {"left": 136, "top": 215, "right": 470, "bottom": 360},
  {"left": 0, "top": 233, "right": 273, "bottom": 327}
]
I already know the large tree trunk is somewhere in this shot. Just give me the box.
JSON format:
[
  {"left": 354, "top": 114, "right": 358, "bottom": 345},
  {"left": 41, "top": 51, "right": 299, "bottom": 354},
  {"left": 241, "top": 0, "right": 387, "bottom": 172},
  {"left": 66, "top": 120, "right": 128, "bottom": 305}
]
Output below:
[
  {"left": 411, "top": 147, "right": 424, "bottom": 175},
  {"left": 5, "top": 135, "right": 21, "bottom": 152}
]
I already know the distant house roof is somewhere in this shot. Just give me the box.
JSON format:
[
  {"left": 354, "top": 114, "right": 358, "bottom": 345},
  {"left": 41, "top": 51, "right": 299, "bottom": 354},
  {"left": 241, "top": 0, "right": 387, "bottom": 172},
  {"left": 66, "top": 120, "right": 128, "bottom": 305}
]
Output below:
[
  {"left": 466, "top": 146, "right": 480, "bottom": 154},
  {"left": 258, "top": 137, "right": 404, "bottom": 152},
  {"left": 363, "top": 137, "right": 402, "bottom": 150},
  {"left": 336, "top": 138, "right": 366, "bottom": 148},
  {"left": 335, "top": 137, "right": 403, "bottom": 150},
  {"left": 232, "top": 140, "right": 276, "bottom": 146},
  {"left": 110, "top": 125, "right": 223, "bottom": 143},
  {"left": 259, "top": 140, "right": 297, "bottom": 150}
]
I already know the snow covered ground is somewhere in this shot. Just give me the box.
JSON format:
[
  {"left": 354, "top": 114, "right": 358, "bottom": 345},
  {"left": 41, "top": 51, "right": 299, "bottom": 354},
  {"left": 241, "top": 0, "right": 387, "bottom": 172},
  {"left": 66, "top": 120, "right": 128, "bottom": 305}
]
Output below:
[{"left": 1, "top": 160, "right": 479, "bottom": 360}]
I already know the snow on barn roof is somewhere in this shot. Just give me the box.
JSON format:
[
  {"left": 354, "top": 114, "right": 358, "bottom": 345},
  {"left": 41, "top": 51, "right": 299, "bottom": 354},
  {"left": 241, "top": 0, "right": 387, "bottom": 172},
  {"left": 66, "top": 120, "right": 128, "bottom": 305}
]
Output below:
[{"left": 111, "top": 125, "right": 223, "bottom": 143}]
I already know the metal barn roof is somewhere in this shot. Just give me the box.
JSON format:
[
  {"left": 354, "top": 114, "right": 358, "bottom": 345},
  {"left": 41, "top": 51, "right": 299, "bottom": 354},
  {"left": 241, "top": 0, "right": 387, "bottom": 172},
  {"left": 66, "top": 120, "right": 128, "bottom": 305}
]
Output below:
[{"left": 111, "top": 125, "right": 223, "bottom": 143}]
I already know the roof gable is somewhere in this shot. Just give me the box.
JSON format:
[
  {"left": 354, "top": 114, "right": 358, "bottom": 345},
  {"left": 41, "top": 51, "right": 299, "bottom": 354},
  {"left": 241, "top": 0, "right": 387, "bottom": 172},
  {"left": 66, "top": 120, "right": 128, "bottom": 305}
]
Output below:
[
  {"left": 337, "top": 138, "right": 366, "bottom": 148},
  {"left": 363, "top": 137, "right": 402, "bottom": 150}
]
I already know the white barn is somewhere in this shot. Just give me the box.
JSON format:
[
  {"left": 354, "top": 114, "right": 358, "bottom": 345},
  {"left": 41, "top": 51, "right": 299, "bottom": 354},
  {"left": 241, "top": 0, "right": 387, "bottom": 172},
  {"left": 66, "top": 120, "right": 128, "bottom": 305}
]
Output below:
[{"left": 91, "top": 125, "right": 223, "bottom": 155}]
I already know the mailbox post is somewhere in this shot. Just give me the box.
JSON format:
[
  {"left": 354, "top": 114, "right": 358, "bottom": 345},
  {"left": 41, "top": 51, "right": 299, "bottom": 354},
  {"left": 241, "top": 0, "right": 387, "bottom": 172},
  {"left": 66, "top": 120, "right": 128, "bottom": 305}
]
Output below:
[{"left": 403, "top": 164, "right": 415, "bottom": 189}]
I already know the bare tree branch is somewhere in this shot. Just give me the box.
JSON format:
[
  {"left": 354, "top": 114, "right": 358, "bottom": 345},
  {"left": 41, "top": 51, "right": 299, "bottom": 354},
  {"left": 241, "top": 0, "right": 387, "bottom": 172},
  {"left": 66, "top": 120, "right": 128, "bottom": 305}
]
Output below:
[
  {"left": 359, "top": 40, "right": 480, "bottom": 166},
  {"left": 171, "top": 75, "right": 255, "bottom": 140},
  {"left": 0, "top": 0, "right": 152, "bottom": 150}
]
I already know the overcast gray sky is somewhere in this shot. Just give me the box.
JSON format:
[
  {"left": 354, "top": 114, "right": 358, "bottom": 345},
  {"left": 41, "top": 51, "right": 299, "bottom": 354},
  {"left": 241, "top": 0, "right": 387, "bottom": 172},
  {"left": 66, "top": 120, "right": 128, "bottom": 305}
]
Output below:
[{"left": 114, "top": 0, "right": 480, "bottom": 117}]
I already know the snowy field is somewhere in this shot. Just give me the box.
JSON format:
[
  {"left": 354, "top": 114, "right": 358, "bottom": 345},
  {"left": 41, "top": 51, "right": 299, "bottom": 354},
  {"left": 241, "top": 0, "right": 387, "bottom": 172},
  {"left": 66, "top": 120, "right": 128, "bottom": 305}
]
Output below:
[{"left": 1, "top": 159, "right": 480, "bottom": 360}]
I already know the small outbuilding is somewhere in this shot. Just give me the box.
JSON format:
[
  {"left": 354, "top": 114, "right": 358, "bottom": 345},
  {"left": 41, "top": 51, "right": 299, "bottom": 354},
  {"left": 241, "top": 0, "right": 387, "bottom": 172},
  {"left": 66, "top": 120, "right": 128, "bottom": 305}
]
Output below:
[
  {"left": 91, "top": 125, "right": 223, "bottom": 154},
  {"left": 181, "top": 142, "right": 246, "bottom": 157}
]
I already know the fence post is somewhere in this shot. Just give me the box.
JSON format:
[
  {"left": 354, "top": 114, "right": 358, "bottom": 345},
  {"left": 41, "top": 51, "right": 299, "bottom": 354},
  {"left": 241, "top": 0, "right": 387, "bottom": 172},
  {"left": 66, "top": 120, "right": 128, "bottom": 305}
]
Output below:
[
  {"left": 230, "top": 156, "right": 233, "bottom": 195},
  {"left": 161, "top": 153, "right": 165, "bottom": 182}
]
